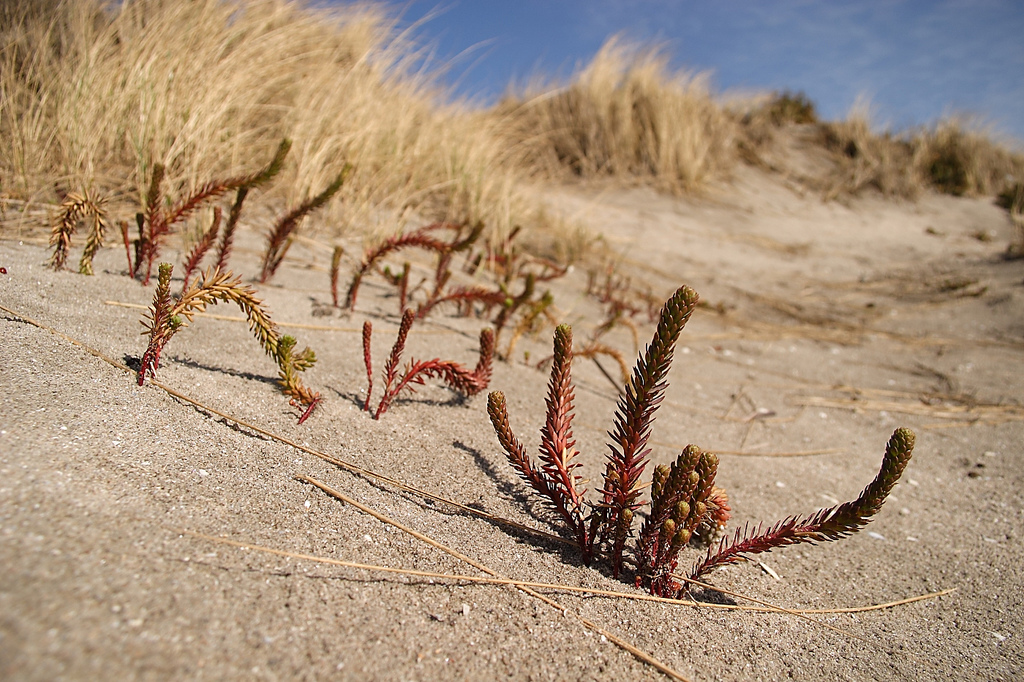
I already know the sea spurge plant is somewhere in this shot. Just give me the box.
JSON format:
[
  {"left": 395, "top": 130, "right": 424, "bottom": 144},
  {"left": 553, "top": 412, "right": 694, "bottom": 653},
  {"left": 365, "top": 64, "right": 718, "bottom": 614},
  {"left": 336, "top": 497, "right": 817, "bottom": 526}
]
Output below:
[
  {"left": 345, "top": 222, "right": 562, "bottom": 354},
  {"left": 133, "top": 139, "right": 291, "bottom": 285},
  {"left": 138, "top": 263, "right": 320, "bottom": 421},
  {"left": 258, "top": 164, "right": 351, "bottom": 283},
  {"left": 412, "top": 281, "right": 507, "bottom": 320},
  {"left": 488, "top": 324, "right": 594, "bottom": 561},
  {"left": 345, "top": 221, "right": 483, "bottom": 311},
  {"left": 138, "top": 263, "right": 179, "bottom": 380},
  {"left": 275, "top": 335, "right": 322, "bottom": 424},
  {"left": 598, "top": 284, "right": 700, "bottom": 576},
  {"left": 48, "top": 190, "right": 111, "bottom": 275},
  {"left": 587, "top": 259, "right": 661, "bottom": 327},
  {"left": 503, "top": 290, "right": 557, "bottom": 361},
  {"left": 464, "top": 225, "right": 568, "bottom": 288},
  {"left": 489, "top": 285, "right": 699, "bottom": 574},
  {"left": 362, "top": 309, "right": 494, "bottom": 419},
  {"left": 488, "top": 284, "right": 914, "bottom": 596},
  {"left": 686, "top": 428, "right": 915, "bottom": 586}
]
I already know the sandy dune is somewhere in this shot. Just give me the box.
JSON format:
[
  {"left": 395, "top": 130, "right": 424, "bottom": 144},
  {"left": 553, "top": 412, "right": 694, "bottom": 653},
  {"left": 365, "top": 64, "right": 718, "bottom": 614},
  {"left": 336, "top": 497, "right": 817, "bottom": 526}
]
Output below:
[{"left": 2, "top": 165, "right": 1022, "bottom": 681}]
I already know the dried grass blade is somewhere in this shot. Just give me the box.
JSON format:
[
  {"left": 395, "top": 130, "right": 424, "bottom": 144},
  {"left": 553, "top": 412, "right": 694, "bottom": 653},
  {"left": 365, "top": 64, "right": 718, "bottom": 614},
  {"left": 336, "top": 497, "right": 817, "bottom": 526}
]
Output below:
[
  {"left": 179, "top": 528, "right": 952, "bottom": 614},
  {"left": 675, "top": 575, "right": 869, "bottom": 643},
  {"left": 298, "top": 475, "right": 692, "bottom": 682}
]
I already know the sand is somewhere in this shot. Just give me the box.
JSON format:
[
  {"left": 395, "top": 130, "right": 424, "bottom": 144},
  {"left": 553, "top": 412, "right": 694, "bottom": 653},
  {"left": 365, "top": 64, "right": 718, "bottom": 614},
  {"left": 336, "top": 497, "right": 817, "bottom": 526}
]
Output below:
[{"left": 1, "top": 163, "right": 1022, "bottom": 681}]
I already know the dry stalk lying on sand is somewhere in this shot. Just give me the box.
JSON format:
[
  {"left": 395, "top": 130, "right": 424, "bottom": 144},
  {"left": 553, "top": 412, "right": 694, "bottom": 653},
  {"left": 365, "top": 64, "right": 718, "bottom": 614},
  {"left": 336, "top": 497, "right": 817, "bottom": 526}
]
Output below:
[
  {"left": 488, "top": 284, "right": 915, "bottom": 596},
  {"left": 362, "top": 309, "right": 493, "bottom": 419},
  {"left": 139, "top": 263, "right": 321, "bottom": 422}
]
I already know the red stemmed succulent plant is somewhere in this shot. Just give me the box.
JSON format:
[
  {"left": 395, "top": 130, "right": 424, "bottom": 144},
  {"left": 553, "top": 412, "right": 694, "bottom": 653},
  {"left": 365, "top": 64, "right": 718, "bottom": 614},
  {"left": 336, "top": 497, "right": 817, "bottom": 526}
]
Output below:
[
  {"left": 362, "top": 309, "right": 494, "bottom": 419},
  {"left": 138, "top": 262, "right": 321, "bottom": 422},
  {"left": 488, "top": 284, "right": 914, "bottom": 596},
  {"left": 134, "top": 139, "right": 291, "bottom": 285}
]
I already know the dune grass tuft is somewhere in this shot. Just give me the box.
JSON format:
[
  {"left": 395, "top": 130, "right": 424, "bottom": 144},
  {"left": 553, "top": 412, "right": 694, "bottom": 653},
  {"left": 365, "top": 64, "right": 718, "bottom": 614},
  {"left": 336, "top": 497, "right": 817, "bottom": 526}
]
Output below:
[
  {"left": 0, "top": 0, "right": 540, "bottom": 244},
  {"left": 4, "top": 1, "right": 1022, "bottom": 255},
  {"left": 496, "top": 38, "right": 735, "bottom": 195},
  {"left": 819, "top": 107, "right": 1024, "bottom": 200}
]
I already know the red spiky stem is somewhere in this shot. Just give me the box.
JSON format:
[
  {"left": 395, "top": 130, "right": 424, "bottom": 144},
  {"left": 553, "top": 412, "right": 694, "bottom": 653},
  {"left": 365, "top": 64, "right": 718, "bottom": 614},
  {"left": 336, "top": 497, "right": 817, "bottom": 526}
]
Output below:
[
  {"left": 137, "top": 140, "right": 291, "bottom": 285},
  {"left": 599, "top": 285, "right": 700, "bottom": 577},
  {"left": 373, "top": 324, "right": 494, "bottom": 419},
  {"left": 297, "top": 396, "right": 321, "bottom": 424},
  {"left": 486, "top": 324, "right": 594, "bottom": 561},
  {"left": 180, "top": 207, "right": 221, "bottom": 292},
  {"left": 538, "top": 325, "right": 588, "bottom": 529},
  {"left": 487, "top": 391, "right": 589, "bottom": 557},
  {"left": 362, "top": 320, "right": 373, "bottom": 412},
  {"left": 214, "top": 187, "right": 246, "bottom": 273},
  {"left": 487, "top": 391, "right": 546, "bottom": 494},
  {"left": 215, "top": 139, "right": 291, "bottom": 273},
  {"left": 415, "top": 285, "right": 507, "bottom": 319},
  {"left": 119, "top": 220, "right": 133, "bottom": 274},
  {"left": 344, "top": 222, "right": 466, "bottom": 310},
  {"left": 471, "top": 327, "right": 495, "bottom": 390},
  {"left": 259, "top": 166, "right": 350, "bottom": 283},
  {"left": 373, "top": 310, "right": 415, "bottom": 419},
  {"left": 134, "top": 164, "right": 165, "bottom": 282},
  {"left": 141, "top": 176, "right": 239, "bottom": 285},
  {"left": 687, "top": 428, "right": 915, "bottom": 585},
  {"left": 138, "top": 263, "right": 175, "bottom": 384}
]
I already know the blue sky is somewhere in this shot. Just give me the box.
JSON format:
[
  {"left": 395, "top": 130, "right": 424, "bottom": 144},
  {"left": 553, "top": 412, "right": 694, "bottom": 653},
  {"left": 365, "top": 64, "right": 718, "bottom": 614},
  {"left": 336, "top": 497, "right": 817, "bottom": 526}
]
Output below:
[{"left": 366, "top": 0, "right": 1024, "bottom": 145}]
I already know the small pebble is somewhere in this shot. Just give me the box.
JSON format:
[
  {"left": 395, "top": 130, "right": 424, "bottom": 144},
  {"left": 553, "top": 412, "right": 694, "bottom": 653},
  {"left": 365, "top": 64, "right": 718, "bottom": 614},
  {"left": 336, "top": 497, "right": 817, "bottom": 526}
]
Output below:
[{"left": 758, "top": 562, "right": 780, "bottom": 580}]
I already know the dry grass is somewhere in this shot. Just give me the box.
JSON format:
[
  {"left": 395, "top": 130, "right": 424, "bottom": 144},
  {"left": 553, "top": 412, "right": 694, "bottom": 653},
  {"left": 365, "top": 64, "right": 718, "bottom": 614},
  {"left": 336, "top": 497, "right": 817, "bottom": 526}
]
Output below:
[
  {"left": 495, "top": 37, "right": 736, "bottom": 194},
  {"left": 916, "top": 118, "right": 1024, "bottom": 197},
  {"left": 819, "top": 107, "right": 923, "bottom": 200},
  {"left": 0, "top": 0, "right": 534, "bottom": 243},
  {"left": 729, "top": 92, "right": 1024, "bottom": 204},
  {"left": 728, "top": 91, "right": 826, "bottom": 174},
  {"left": 818, "top": 104, "right": 1024, "bottom": 200},
  {"left": 3, "top": 1, "right": 1022, "bottom": 253}
]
